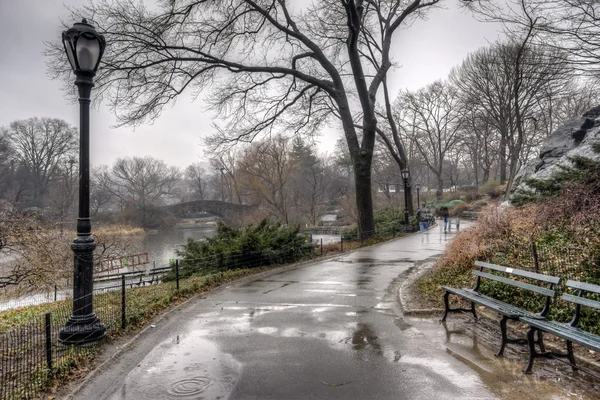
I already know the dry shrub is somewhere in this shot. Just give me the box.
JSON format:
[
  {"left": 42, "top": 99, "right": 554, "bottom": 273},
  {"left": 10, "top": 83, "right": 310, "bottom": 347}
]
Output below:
[
  {"left": 0, "top": 213, "right": 72, "bottom": 296},
  {"left": 417, "top": 205, "right": 539, "bottom": 305},
  {"left": 450, "top": 203, "right": 468, "bottom": 217},
  {"left": 93, "top": 225, "right": 144, "bottom": 271},
  {"left": 480, "top": 181, "right": 505, "bottom": 199}
]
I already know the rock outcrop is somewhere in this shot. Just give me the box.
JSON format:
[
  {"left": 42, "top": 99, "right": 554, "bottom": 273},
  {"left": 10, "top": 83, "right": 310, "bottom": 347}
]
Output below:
[{"left": 511, "top": 105, "right": 600, "bottom": 198}]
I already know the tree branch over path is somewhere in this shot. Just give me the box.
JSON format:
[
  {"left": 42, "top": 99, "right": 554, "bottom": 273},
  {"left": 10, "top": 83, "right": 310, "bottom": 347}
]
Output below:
[{"left": 47, "top": 0, "right": 478, "bottom": 239}]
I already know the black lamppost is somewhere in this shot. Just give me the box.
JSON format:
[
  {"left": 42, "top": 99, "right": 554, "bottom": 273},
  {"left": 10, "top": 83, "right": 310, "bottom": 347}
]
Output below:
[
  {"left": 401, "top": 168, "right": 411, "bottom": 232},
  {"left": 219, "top": 167, "right": 226, "bottom": 202},
  {"left": 59, "top": 19, "right": 106, "bottom": 345},
  {"left": 415, "top": 183, "right": 421, "bottom": 210}
]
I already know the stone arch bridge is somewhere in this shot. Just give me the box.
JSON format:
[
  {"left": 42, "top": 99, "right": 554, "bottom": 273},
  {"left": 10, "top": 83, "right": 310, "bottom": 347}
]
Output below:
[{"left": 164, "top": 200, "right": 253, "bottom": 223}]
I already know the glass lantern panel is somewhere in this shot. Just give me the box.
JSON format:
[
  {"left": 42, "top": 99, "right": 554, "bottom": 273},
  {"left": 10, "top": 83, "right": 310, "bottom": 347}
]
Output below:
[
  {"left": 63, "top": 39, "right": 77, "bottom": 71},
  {"left": 76, "top": 36, "right": 100, "bottom": 71}
]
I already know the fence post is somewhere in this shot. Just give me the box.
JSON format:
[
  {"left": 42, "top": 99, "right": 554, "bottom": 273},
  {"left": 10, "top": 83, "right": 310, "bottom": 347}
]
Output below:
[
  {"left": 45, "top": 313, "right": 52, "bottom": 370},
  {"left": 341, "top": 237, "right": 344, "bottom": 252},
  {"left": 176, "top": 259, "right": 180, "bottom": 291},
  {"left": 121, "top": 274, "right": 126, "bottom": 329},
  {"left": 321, "top": 239, "right": 323, "bottom": 256},
  {"left": 532, "top": 241, "right": 539, "bottom": 274},
  {"left": 54, "top": 285, "right": 57, "bottom": 301}
]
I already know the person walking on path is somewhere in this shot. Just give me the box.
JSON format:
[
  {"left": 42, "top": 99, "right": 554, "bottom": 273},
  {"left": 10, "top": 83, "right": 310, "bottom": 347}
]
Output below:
[
  {"left": 439, "top": 206, "right": 450, "bottom": 233},
  {"left": 417, "top": 203, "right": 430, "bottom": 231}
]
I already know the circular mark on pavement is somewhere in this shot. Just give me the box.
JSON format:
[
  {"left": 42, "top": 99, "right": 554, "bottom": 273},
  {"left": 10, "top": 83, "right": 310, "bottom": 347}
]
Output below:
[{"left": 167, "top": 377, "right": 212, "bottom": 397}]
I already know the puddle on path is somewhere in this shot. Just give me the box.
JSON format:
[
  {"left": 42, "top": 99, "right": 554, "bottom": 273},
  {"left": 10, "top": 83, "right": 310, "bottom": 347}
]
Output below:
[{"left": 109, "top": 333, "right": 240, "bottom": 400}]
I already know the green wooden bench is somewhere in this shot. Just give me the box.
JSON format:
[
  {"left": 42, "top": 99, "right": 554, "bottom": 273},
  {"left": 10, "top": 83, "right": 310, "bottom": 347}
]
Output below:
[
  {"left": 521, "top": 280, "right": 600, "bottom": 374},
  {"left": 442, "top": 260, "right": 561, "bottom": 356}
]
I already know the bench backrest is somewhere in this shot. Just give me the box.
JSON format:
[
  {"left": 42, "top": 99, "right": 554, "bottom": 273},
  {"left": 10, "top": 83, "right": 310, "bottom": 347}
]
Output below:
[
  {"left": 563, "top": 280, "right": 600, "bottom": 327},
  {"left": 473, "top": 261, "right": 561, "bottom": 316}
]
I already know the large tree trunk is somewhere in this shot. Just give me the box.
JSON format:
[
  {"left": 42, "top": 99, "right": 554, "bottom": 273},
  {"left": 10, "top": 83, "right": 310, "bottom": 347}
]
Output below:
[
  {"left": 499, "top": 132, "right": 507, "bottom": 184},
  {"left": 483, "top": 167, "right": 490, "bottom": 183},
  {"left": 353, "top": 148, "right": 375, "bottom": 241},
  {"left": 436, "top": 174, "right": 444, "bottom": 200}
]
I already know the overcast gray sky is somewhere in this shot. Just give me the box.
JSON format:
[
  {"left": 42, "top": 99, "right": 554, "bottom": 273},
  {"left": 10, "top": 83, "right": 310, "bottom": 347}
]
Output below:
[{"left": 0, "top": 0, "right": 501, "bottom": 169}]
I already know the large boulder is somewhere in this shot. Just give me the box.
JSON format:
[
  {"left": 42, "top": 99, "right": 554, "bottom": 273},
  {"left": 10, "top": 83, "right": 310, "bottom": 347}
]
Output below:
[{"left": 511, "top": 105, "right": 600, "bottom": 197}]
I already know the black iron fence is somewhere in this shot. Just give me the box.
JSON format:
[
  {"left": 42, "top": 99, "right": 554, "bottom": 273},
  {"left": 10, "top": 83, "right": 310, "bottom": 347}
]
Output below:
[
  {"left": 487, "top": 240, "right": 600, "bottom": 286},
  {"left": 0, "top": 262, "right": 181, "bottom": 400}
]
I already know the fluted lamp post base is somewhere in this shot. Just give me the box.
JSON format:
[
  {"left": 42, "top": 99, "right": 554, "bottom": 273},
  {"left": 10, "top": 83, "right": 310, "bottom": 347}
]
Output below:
[{"left": 59, "top": 314, "right": 106, "bottom": 345}]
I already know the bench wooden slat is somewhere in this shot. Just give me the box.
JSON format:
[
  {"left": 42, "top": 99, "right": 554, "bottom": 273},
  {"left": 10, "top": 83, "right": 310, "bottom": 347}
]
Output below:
[
  {"left": 475, "top": 261, "right": 561, "bottom": 284},
  {"left": 562, "top": 293, "right": 600, "bottom": 310},
  {"left": 472, "top": 270, "right": 557, "bottom": 297},
  {"left": 566, "top": 280, "right": 600, "bottom": 295}
]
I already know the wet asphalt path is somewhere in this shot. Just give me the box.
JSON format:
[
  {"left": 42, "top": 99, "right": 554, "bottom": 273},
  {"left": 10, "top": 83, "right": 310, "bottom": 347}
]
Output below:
[{"left": 73, "top": 224, "right": 508, "bottom": 399}]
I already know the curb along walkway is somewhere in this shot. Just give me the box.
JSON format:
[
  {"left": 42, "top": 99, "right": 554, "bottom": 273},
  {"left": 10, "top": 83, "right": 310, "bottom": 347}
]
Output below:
[{"left": 69, "top": 222, "right": 591, "bottom": 399}]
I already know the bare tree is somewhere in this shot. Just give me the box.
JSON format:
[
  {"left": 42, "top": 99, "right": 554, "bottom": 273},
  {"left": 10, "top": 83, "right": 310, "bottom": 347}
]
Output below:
[
  {"left": 290, "top": 138, "right": 331, "bottom": 225},
  {"left": 2, "top": 118, "right": 78, "bottom": 207},
  {"left": 45, "top": 0, "right": 476, "bottom": 239},
  {"left": 459, "top": 108, "right": 498, "bottom": 185},
  {"left": 47, "top": 157, "right": 78, "bottom": 232},
  {"left": 90, "top": 165, "right": 115, "bottom": 215},
  {"left": 484, "top": 0, "right": 600, "bottom": 75},
  {"left": 106, "top": 156, "right": 181, "bottom": 226},
  {"left": 0, "top": 212, "right": 71, "bottom": 293},
  {"left": 238, "top": 136, "right": 295, "bottom": 224},
  {"left": 185, "top": 163, "right": 209, "bottom": 201},
  {"left": 210, "top": 149, "right": 244, "bottom": 204},
  {"left": 0, "top": 133, "right": 15, "bottom": 199},
  {"left": 398, "top": 80, "right": 464, "bottom": 199}
]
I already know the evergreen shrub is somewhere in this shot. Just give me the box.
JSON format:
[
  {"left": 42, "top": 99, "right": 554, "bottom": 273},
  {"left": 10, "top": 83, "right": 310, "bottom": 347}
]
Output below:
[{"left": 174, "top": 220, "right": 315, "bottom": 278}]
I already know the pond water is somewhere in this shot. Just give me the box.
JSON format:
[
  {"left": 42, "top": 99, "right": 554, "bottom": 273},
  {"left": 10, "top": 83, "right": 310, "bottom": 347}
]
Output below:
[{"left": 143, "top": 226, "right": 217, "bottom": 267}]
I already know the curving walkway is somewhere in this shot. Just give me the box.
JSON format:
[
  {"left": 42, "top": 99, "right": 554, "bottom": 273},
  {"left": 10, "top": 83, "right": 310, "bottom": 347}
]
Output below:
[{"left": 70, "top": 223, "right": 593, "bottom": 399}]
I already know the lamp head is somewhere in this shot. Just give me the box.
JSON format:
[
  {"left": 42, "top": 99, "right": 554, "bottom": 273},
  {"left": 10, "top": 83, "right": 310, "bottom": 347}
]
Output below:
[
  {"left": 401, "top": 168, "right": 410, "bottom": 181},
  {"left": 62, "top": 19, "right": 106, "bottom": 75}
]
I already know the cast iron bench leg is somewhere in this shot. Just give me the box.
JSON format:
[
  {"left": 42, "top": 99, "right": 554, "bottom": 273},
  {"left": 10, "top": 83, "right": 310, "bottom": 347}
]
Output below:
[
  {"left": 471, "top": 301, "right": 477, "bottom": 319},
  {"left": 442, "top": 291, "right": 451, "bottom": 322},
  {"left": 524, "top": 326, "right": 538, "bottom": 374},
  {"left": 496, "top": 315, "right": 509, "bottom": 357},
  {"left": 537, "top": 330, "right": 545, "bottom": 353},
  {"left": 566, "top": 340, "right": 578, "bottom": 371}
]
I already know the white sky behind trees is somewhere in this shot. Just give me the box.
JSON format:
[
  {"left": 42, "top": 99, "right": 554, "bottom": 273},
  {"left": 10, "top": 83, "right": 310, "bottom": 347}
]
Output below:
[{"left": 0, "top": 0, "right": 502, "bottom": 169}]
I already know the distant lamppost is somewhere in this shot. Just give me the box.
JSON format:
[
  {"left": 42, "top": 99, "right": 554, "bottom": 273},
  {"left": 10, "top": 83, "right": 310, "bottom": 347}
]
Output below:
[
  {"left": 219, "top": 167, "right": 226, "bottom": 202},
  {"left": 59, "top": 19, "right": 106, "bottom": 345},
  {"left": 415, "top": 183, "right": 421, "bottom": 209},
  {"left": 401, "top": 168, "right": 411, "bottom": 232}
]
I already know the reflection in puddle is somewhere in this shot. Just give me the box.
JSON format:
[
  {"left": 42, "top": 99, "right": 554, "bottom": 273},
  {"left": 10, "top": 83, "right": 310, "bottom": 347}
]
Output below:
[
  {"left": 257, "top": 327, "right": 278, "bottom": 335},
  {"left": 435, "top": 318, "right": 600, "bottom": 399},
  {"left": 400, "top": 355, "right": 483, "bottom": 392},
  {"left": 111, "top": 332, "right": 240, "bottom": 400}
]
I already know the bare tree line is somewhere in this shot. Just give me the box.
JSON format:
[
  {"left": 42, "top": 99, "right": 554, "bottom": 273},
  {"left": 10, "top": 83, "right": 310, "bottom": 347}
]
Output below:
[{"left": 38, "top": 0, "right": 600, "bottom": 237}]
